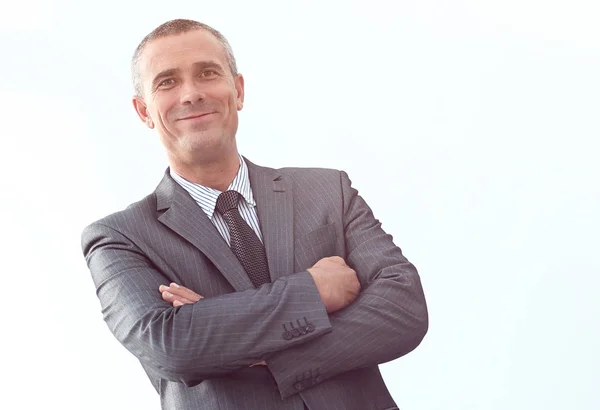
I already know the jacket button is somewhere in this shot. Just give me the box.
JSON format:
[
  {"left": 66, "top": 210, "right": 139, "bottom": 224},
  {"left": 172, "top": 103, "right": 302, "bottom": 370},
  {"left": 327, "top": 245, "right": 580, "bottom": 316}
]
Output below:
[
  {"left": 291, "top": 328, "right": 301, "bottom": 337},
  {"left": 315, "top": 375, "right": 322, "bottom": 383},
  {"left": 282, "top": 331, "right": 293, "bottom": 340},
  {"left": 294, "top": 382, "right": 303, "bottom": 390},
  {"left": 305, "top": 323, "right": 315, "bottom": 332}
]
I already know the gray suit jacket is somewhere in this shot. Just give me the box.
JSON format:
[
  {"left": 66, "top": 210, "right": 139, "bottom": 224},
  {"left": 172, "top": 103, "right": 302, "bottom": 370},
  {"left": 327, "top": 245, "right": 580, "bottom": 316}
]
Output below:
[{"left": 81, "top": 158, "right": 428, "bottom": 410}]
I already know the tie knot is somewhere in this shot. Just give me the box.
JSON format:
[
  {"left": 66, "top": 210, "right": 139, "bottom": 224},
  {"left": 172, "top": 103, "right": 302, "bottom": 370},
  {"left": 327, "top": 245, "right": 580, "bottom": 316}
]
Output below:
[{"left": 216, "top": 190, "right": 241, "bottom": 214}]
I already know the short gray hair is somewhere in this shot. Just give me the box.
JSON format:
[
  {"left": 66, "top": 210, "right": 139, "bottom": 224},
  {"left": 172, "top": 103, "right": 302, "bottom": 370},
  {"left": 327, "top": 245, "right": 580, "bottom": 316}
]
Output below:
[{"left": 131, "top": 19, "right": 238, "bottom": 97}]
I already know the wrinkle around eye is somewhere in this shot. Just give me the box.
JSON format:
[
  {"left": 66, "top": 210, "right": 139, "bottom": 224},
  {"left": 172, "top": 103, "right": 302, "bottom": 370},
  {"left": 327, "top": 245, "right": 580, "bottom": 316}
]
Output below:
[{"left": 156, "top": 79, "right": 177, "bottom": 90}]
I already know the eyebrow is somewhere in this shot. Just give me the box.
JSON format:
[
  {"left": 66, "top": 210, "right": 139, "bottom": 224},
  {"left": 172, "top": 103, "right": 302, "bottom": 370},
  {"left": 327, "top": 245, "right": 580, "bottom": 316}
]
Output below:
[{"left": 151, "top": 60, "right": 226, "bottom": 89}]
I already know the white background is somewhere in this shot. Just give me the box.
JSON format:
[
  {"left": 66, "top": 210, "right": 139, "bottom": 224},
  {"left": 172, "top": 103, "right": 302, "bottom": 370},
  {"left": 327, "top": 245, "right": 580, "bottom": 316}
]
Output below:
[{"left": 0, "top": 0, "right": 598, "bottom": 409}]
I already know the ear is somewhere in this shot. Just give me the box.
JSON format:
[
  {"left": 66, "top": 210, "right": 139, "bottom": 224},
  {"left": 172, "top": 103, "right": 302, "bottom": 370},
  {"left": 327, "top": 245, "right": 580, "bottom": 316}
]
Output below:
[
  {"left": 133, "top": 96, "right": 154, "bottom": 129},
  {"left": 234, "top": 74, "right": 245, "bottom": 111}
]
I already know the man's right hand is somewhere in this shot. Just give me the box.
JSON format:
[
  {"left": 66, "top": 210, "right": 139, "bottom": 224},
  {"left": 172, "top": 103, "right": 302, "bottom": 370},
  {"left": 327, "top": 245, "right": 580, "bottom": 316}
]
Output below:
[{"left": 307, "top": 256, "right": 361, "bottom": 313}]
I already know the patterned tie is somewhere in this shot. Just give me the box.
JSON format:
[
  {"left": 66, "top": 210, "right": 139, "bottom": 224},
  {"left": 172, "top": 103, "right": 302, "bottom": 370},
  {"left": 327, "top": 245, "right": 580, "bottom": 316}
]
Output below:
[{"left": 215, "top": 190, "right": 271, "bottom": 287}]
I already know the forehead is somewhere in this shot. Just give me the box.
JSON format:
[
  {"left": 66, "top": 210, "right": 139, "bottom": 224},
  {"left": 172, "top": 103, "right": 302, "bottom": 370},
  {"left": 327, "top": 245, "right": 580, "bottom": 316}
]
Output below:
[{"left": 140, "top": 30, "right": 228, "bottom": 78}]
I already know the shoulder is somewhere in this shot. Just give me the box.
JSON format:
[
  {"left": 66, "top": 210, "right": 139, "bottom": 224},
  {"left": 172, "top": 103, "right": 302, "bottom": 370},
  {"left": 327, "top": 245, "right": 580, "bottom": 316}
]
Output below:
[
  {"left": 246, "top": 157, "right": 343, "bottom": 185},
  {"left": 245, "top": 157, "right": 353, "bottom": 196},
  {"left": 81, "top": 192, "right": 157, "bottom": 239},
  {"left": 279, "top": 165, "right": 341, "bottom": 182},
  {"left": 278, "top": 166, "right": 347, "bottom": 195},
  {"left": 273, "top": 164, "right": 354, "bottom": 193}
]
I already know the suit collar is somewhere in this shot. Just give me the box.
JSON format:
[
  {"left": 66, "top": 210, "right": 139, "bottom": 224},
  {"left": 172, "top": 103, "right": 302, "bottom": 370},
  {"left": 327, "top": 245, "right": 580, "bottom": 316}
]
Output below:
[
  {"left": 155, "top": 156, "right": 295, "bottom": 288},
  {"left": 155, "top": 167, "right": 254, "bottom": 291},
  {"left": 167, "top": 154, "right": 256, "bottom": 220},
  {"left": 245, "top": 157, "right": 295, "bottom": 282}
]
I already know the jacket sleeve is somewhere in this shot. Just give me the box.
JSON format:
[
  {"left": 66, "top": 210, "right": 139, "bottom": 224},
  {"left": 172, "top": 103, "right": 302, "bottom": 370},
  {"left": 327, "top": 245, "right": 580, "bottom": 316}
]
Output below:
[
  {"left": 81, "top": 222, "right": 332, "bottom": 386},
  {"left": 266, "top": 170, "right": 429, "bottom": 399}
]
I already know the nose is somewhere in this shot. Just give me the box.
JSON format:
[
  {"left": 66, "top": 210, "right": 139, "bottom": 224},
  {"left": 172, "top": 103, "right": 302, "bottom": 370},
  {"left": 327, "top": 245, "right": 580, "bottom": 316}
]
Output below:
[{"left": 178, "top": 80, "right": 205, "bottom": 105}]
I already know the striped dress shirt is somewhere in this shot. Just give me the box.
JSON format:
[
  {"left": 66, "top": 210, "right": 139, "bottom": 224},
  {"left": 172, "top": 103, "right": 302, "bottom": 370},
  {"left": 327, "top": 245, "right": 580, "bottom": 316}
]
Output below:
[{"left": 169, "top": 155, "right": 263, "bottom": 245}]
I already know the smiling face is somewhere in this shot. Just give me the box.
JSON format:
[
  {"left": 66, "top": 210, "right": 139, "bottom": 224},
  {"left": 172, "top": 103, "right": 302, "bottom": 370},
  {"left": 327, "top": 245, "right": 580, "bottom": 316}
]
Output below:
[{"left": 133, "top": 29, "right": 244, "bottom": 166}]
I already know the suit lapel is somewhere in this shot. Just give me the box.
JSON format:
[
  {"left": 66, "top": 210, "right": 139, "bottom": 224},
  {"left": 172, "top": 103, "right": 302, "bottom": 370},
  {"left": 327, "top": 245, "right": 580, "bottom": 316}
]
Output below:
[
  {"left": 155, "top": 169, "right": 254, "bottom": 291},
  {"left": 245, "top": 158, "right": 295, "bottom": 282}
]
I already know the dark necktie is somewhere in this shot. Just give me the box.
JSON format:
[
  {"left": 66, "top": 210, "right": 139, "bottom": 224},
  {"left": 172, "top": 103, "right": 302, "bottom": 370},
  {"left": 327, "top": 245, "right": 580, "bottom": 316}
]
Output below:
[{"left": 215, "top": 190, "right": 271, "bottom": 287}]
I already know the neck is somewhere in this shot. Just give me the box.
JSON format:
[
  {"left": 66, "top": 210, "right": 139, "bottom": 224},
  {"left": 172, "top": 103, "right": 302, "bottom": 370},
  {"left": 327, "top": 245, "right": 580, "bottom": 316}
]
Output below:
[{"left": 169, "top": 149, "right": 240, "bottom": 192}]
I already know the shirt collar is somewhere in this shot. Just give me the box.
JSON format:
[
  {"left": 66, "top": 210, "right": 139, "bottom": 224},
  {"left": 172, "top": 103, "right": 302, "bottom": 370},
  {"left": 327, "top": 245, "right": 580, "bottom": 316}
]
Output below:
[{"left": 169, "top": 154, "right": 256, "bottom": 220}]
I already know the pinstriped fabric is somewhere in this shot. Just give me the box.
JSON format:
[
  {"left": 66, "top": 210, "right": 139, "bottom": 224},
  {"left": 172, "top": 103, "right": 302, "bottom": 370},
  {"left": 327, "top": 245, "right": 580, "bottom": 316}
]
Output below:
[
  {"left": 81, "top": 157, "right": 426, "bottom": 410},
  {"left": 170, "top": 154, "right": 263, "bottom": 245}
]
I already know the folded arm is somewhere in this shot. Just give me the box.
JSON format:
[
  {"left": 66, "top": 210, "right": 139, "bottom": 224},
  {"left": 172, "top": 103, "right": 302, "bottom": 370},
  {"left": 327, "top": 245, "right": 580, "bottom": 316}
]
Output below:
[
  {"left": 81, "top": 223, "right": 332, "bottom": 386},
  {"left": 266, "top": 170, "right": 429, "bottom": 398}
]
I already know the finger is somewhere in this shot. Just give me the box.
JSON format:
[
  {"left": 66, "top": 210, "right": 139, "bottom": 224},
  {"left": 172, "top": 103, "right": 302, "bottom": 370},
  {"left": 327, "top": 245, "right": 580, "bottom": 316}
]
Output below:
[
  {"left": 161, "top": 290, "right": 196, "bottom": 304},
  {"left": 313, "top": 256, "right": 341, "bottom": 267},
  {"left": 159, "top": 284, "right": 203, "bottom": 302},
  {"left": 326, "top": 256, "right": 346, "bottom": 265},
  {"left": 169, "top": 282, "right": 204, "bottom": 302}
]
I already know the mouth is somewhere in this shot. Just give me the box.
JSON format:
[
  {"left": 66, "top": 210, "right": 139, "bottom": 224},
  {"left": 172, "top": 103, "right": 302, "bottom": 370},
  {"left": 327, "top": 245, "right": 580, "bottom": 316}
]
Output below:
[{"left": 179, "top": 112, "right": 216, "bottom": 121}]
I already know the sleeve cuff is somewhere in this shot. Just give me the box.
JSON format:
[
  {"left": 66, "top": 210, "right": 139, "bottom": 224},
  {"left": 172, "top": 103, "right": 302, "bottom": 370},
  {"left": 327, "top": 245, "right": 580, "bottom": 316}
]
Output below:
[{"left": 266, "top": 271, "right": 332, "bottom": 399}]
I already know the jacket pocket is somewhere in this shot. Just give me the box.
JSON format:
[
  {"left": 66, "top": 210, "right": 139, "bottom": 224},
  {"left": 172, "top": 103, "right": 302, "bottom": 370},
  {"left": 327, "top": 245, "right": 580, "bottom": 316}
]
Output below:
[{"left": 294, "top": 222, "right": 337, "bottom": 270}]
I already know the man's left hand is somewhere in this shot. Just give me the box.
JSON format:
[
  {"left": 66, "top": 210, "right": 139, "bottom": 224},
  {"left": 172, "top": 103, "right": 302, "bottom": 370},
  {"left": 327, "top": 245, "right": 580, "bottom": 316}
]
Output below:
[{"left": 159, "top": 283, "right": 203, "bottom": 306}]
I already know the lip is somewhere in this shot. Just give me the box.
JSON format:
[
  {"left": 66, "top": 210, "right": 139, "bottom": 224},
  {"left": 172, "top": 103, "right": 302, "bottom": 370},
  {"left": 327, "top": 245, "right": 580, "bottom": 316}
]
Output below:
[{"left": 179, "top": 112, "right": 216, "bottom": 121}]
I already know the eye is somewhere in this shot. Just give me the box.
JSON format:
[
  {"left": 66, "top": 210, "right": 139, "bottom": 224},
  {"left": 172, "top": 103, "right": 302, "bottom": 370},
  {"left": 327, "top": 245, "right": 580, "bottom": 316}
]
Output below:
[
  {"left": 158, "top": 78, "right": 175, "bottom": 88},
  {"left": 200, "top": 70, "right": 217, "bottom": 78}
]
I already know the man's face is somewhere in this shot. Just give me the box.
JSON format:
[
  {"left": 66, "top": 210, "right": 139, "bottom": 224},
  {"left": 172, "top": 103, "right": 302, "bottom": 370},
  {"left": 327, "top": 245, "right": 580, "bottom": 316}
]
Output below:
[{"left": 133, "top": 29, "right": 244, "bottom": 163}]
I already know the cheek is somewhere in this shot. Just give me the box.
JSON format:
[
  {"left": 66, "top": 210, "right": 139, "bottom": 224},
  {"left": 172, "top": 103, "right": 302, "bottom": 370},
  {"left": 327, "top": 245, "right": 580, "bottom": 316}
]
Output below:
[{"left": 155, "top": 99, "right": 177, "bottom": 127}]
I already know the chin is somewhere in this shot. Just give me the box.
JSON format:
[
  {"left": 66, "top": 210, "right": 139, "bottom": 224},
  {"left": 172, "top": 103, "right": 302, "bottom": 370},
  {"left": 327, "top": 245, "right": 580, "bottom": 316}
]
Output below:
[{"left": 179, "top": 131, "right": 228, "bottom": 152}]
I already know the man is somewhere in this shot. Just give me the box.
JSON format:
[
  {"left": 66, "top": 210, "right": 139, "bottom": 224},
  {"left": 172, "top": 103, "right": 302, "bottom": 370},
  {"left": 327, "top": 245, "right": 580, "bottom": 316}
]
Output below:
[{"left": 81, "top": 19, "right": 428, "bottom": 410}]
